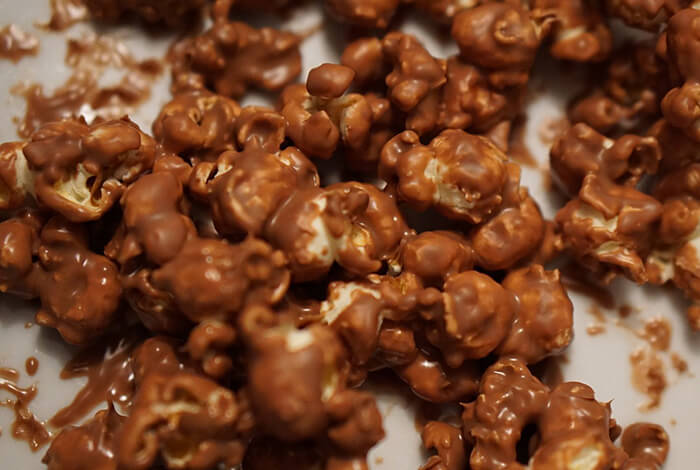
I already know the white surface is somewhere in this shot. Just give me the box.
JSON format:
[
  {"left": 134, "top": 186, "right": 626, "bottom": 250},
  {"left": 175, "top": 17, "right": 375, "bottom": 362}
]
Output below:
[{"left": 0, "top": 1, "right": 698, "bottom": 468}]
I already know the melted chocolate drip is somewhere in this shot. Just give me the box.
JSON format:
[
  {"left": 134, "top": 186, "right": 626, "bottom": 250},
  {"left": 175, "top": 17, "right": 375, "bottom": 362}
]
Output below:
[{"left": 49, "top": 334, "right": 139, "bottom": 428}]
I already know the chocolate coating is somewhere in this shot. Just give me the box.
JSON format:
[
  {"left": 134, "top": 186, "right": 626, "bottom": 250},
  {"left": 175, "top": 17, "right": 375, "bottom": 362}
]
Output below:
[
  {"left": 498, "top": 265, "right": 574, "bottom": 364},
  {"left": 84, "top": 0, "right": 206, "bottom": 27},
  {"left": 153, "top": 90, "right": 240, "bottom": 162},
  {"left": 23, "top": 118, "right": 155, "bottom": 222},
  {"left": 152, "top": 237, "right": 290, "bottom": 323},
  {"left": 422, "top": 271, "right": 517, "bottom": 366},
  {"left": 325, "top": 0, "right": 400, "bottom": 28},
  {"left": 44, "top": 405, "right": 124, "bottom": 470},
  {"left": 171, "top": 20, "right": 301, "bottom": 99},
  {"left": 452, "top": 3, "right": 542, "bottom": 88},
  {"left": 34, "top": 217, "right": 122, "bottom": 345}
]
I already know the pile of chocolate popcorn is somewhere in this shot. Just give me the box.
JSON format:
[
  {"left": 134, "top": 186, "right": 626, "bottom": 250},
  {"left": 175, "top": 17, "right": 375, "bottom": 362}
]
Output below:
[{"left": 4, "top": 0, "right": 697, "bottom": 468}]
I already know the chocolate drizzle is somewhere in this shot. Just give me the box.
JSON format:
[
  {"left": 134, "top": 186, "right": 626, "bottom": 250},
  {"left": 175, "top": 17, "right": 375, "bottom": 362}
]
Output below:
[
  {"left": 0, "top": 375, "right": 51, "bottom": 451},
  {"left": 49, "top": 334, "right": 138, "bottom": 428},
  {"left": 13, "top": 32, "right": 163, "bottom": 138}
]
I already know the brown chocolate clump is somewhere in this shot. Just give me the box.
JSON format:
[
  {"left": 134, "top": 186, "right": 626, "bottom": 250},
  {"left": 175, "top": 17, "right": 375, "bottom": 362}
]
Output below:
[
  {"left": 190, "top": 139, "right": 318, "bottom": 236},
  {"left": 266, "top": 182, "right": 407, "bottom": 281},
  {"left": 420, "top": 421, "right": 467, "bottom": 470},
  {"left": 380, "top": 129, "right": 511, "bottom": 224},
  {"left": 34, "top": 217, "right": 123, "bottom": 345},
  {"left": 550, "top": 123, "right": 661, "bottom": 197},
  {"left": 463, "top": 358, "right": 656, "bottom": 470},
  {"left": 325, "top": 0, "right": 400, "bottom": 28},
  {"left": 0, "top": 24, "right": 39, "bottom": 63},
  {"left": 22, "top": 118, "right": 155, "bottom": 222},
  {"left": 117, "top": 371, "right": 254, "bottom": 470},
  {"left": 533, "top": 0, "right": 612, "bottom": 62},
  {"left": 0, "top": 212, "right": 42, "bottom": 298},
  {"left": 452, "top": 3, "right": 547, "bottom": 89},
  {"left": 84, "top": 0, "right": 206, "bottom": 27},
  {"left": 280, "top": 64, "right": 378, "bottom": 161},
  {"left": 621, "top": 422, "right": 670, "bottom": 469},
  {"left": 661, "top": 8, "right": 700, "bottom": 143},
  {"left": 43, "top": 405, "right": 124, "bottom": 470},
  {"left": 604, "top": 0, "right": 683, "bottom": 31},
  {"left": 152, "top": 90, "right": 241, "bottom": 163},
  {"left": 171, "top": 19, "right": 302, "bottom": 99},
  {"left": 569, "top": 44, "right": 669, "bottom": 135},
  {"left": 152, "top": 237, "right": 290, "bottom": 323},
  {"left": 557, "top": 174, "right": 662, "bottom": 282}
]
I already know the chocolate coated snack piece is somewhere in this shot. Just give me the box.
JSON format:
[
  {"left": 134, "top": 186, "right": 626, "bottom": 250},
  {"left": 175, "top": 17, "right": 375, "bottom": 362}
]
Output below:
[
  {"left": 661, "top": 8, "right": 700, "bottom": 142},
  {"left": 382, "top": 32, "right": 446, "bottom": 113},
  {"left": 380, "top": 129, "right": 509, "bottom": 224},
  {"left": 621, "top": 423, "right": 670, "bottom": 469},
  {"left": 605, "top": 0, "right": 685, "bottom": 31},
  {"left": 106, "top": 171, "right": 195, "bottom": 266},
  {"left": 266, "top": 183, "right": 407, "bottom": 281},
  {"left": 84, "top": 0, "right": 206, "bottom": 26},
  {"left": 152, "top": 237, "right": 289, "bottom": 323},
  {"left": 0, "top": 214, "right": 41, "bottom": 298},
  {"left": 152, "top": 90, "right": 241, "bottom": 162},
  {"left": 421, "top": 271, "right": 517, "bottom": 366},
  {"left": 530, "top": 382, "right": 627, "bottom": 469},
  {"left": 241, "top": 307, "right": 347, "bottom": 441},
  {"left": 280, "top": 65, "right": 373, "bottom": 160},
  {"left": 22, "top": 118, "right": 155, "bottom": 222},
  {"left": 171, "top": 20, "right": 301, "bottom": 99},
  {"left": 556, "top": 174, "right": 662, "bottom": 282},
  {"left": 439, "top": 56, "right": 520, "bottom": 133},
  {"left": 325, "top": 389, "right": 385, "bottom": 455},
  {"left": 452, "top": 3, "right": 544, "bottom": 88},
  {"left": 550, "top": 123, "right": 661, "bottom": 197},
  {"left": 497, "top": 265, "right": 574, "bottom": 364},
  {"left": 534, "top": 0, "right": 612, "bottom": 62},
  {"left": 463, "top": 357, "right": 550, "bottom": 470},
  {"left": 420, "top": 421, "right": 467, "bottom": 470},
  {"left": 44, "top": 406, "right": 124, "bottom": 470},
  {"left": 193, "top": 147, "right": 302, "bottom": 236},
  {"left": 395, "top": 348, "right": 480, "bottom": 403},
  {"left": 0, "top": 142, "right": 32, "bottom": 211},
  {"left": 34, "top": 217, "right": 122, "bottom": 345},
  {"left": 569, "top": 45, "right": 669, "bottom": 135},
  {"left": 117, "top": 371, "right": 253, "bottom": 470},
  {"left": 396, "top": 231, "right": 474, "bottom": 286},
  {"left": 340, "top": 38, "right": 386, "bottom": 87},
  {"left": 325, "top": 0, "right": 400, "bottom": 28}
]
